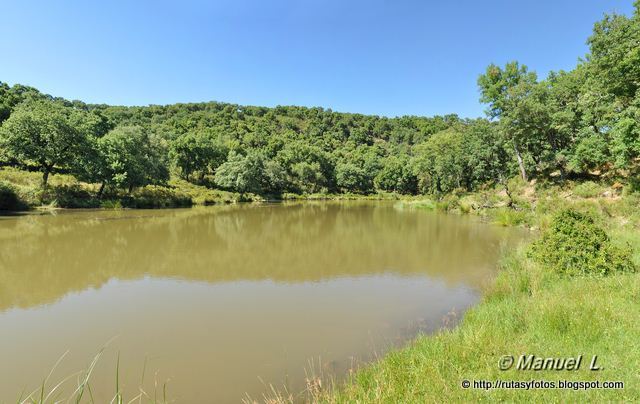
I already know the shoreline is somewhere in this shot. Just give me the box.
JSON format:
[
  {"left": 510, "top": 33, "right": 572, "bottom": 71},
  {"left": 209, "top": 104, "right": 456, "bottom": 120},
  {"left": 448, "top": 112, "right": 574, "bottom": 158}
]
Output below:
[{"left": 306, "top": 185, "right": 639, "bottom": 402}]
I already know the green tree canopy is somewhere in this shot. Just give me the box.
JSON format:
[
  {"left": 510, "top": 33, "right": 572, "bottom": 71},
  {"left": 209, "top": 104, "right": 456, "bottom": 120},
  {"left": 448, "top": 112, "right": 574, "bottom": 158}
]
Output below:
[
  {"left": 170, "top": 131, "right": 228, "bottom": 181},
  {"left": 0, "top": 101, "right": 90, "bottom": 185},
  {"left": 214, "top": 150, "right": 285, "bottom": 195},
  {"left": 76, "top": 126, "right": 169, "bottom": 194},
  {"left": 413, "top": 130, "right": 468, "bottom": 194}
]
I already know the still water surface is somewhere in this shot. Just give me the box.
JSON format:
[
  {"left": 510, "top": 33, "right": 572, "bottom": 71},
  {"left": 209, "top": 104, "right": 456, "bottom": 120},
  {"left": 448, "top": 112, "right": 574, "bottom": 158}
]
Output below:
[{"left": 0, "top": 202, "right": 523, "bottom": 402}]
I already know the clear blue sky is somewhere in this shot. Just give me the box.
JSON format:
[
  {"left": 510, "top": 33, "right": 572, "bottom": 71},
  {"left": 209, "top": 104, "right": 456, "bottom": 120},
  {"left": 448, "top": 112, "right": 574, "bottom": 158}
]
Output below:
[{"left": 0, "top": 0, "right": 634, "bottom": 118}]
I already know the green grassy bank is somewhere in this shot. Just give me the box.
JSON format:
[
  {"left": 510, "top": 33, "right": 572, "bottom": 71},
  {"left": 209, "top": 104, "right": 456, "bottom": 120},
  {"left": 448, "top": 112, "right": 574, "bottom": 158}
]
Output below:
[
  {"left": 0, "top": 167, "right": 409, "bottom": 212},
  {"left": 320, "top": 257, "right": 639, "bottom": 402},
  {"left": 293, "top": 180, "right": 640, "bottom": 403},
  {"left": 0, "top": 167, "right": 259, "bottom": 211}
]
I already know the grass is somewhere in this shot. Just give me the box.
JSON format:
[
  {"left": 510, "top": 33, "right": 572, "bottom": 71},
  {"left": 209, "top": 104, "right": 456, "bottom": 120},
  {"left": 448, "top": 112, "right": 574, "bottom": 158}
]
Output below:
[
  {"left": 490, "top": 207, "right": 530, "bottom": 227},
  {"left": 313, "top": 244, "right": 639, "bottom": 402},
  {"left": 18, "top": 346, "right": 170, "bottom": 404},
  {"left": 393, "top": 199, "right": 437, "bottom": 211},
  {"left": 281, "top": 191, "right": 403, "bottom": 201},
  {"left": 0, "top": 167, "right": 404, "bottom": 211},
  {"left": 572, "top": 181, "right": 604, "bottom": 198},
  {"left": 0, "top": 167, "right": 255, "bottom": 211}
]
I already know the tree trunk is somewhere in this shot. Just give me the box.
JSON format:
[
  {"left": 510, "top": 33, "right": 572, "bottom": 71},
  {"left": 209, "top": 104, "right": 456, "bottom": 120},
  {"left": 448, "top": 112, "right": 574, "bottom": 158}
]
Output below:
[
  {"left": 97, "top": 181, "right": 106, "bottom": 198},
  {"left": 128, "top": 184, "right": 134, "bottom": 194},
  {"left": 513, "top": 141, "right": 528, "bottom": 182},
  {"left": 42, "top": 169, "right": 50, "bottom": 187}
]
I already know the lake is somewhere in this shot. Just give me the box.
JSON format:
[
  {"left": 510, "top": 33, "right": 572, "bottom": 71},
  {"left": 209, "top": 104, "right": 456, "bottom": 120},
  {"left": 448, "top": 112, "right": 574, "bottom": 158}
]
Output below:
[{"left": 0, "top": 201, "right": 524, "bottom": 402}]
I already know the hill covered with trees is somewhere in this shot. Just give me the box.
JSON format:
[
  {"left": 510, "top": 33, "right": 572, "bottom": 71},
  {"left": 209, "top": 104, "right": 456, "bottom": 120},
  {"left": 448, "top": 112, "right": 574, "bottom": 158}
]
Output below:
[{"left": 1, "top": 2, "right": 638, "bottom": 206}]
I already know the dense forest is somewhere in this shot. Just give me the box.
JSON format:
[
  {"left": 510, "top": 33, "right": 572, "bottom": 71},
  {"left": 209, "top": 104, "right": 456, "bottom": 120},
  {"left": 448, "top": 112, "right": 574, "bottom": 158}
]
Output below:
[{"left": 1, "top": 3, "right": 638, "bottom": 199}]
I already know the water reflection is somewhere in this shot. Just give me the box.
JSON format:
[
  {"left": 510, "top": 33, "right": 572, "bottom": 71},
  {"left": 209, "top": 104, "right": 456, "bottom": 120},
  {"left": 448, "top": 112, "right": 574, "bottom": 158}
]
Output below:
[{"left": 0, "top": 202, "right": 524, "bottom": 402}]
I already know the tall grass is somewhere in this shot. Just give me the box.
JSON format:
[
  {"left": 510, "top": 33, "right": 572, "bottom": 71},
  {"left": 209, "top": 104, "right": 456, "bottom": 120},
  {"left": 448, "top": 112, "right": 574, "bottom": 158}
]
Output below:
[
  {"left": 17, "top": 347, "right": 170, "bottom": 404},
  {"left": 314, "top": 247, "right": 640, "bottom": 402},
  {"left": 0, "top": 167, "right": 253, "bottom": 210}
]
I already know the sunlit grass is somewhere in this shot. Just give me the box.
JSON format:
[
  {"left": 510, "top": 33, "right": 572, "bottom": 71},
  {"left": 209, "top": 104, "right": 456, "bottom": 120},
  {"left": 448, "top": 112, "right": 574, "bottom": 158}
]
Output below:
[{"left": 313, "top": 245, "right": 640, "bottom": 402}]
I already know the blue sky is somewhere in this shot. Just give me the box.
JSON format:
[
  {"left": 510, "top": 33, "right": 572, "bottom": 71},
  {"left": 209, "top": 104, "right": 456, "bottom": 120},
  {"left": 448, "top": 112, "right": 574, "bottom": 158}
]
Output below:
[{"left": 0, "top": 1, "right": 634, "bottom": 117}]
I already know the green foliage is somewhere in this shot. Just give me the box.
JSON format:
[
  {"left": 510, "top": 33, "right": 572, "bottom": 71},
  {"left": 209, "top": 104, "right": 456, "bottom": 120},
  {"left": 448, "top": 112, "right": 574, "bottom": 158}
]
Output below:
[
  {"left": 492, "top": 208, "right": 529, "bottom": 227},
  {"left": 38, "top": 184, "right": 98, "bottom": 208},
  {"left": 374, "top": 156, "right": 417, "bottom": 194},
  {"left": 122, "top": 185, "right": 192, "bottom": 208},
  {"left": 588, "top": 9, "right": 640, "bottom": 102},
  {"left": 586, "top": 6, "right": 640, "bottom": 167},
  {"left": 276, "top": 141, "right": 334, "bottom": 193},
  {"left": 396, "top": 199, "right": 437, "bottom": 211},
  {"left": 335, "top": 162, "right": 369, "bottom": 193},
  {"left": 529, "top": 209, "right": 636, "bottom": 276},
  {"left": 0, "top": 180, "right": 26, "bottom": 211},
  {"left": 478, "top": 62, "right": 561, "bottom": 180},
  {"left": 413, "top": 130, "right": 467, "bottom": 194},
  {"left": 169, "top": 131, "right": 227, "bottom": 181},
  {"left": 89, "top": 126, "right": 170, "bottom": 192},
  {"left": 463, "top": 119, "right": 513, "bottom": 186},
  {"left": 0, "top": 101, "right": 90, "bottom": 185},
  {"left": 214, "top": 150, "right": 284, "bottom": 195},
  {"left": 569, "top": 131, "right": 609, "bottom": 173},
  {"left": 611, "top": 113, "right": 640, "bottom": 167},
  {"left": 435, "top": 194, "right": 460, "bottom": 212}
]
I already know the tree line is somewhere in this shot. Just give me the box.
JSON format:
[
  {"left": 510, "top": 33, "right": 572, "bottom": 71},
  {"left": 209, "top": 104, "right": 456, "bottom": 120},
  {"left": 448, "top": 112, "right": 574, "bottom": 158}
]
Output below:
[{"left": 1, "top": 2, "right": 638, "bottom": 197}]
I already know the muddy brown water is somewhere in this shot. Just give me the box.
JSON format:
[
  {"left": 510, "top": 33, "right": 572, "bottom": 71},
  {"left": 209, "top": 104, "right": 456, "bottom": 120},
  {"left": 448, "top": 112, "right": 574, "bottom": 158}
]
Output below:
[{"left": 0, "top": 201, "right": 524, "bottom": 402}]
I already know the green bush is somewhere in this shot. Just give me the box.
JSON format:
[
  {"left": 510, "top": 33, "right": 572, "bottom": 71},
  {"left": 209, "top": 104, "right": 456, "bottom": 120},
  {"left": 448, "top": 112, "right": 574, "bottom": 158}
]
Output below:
[
  {"left": 123, "top": 185, "right": 193, "bottom": 208},
  {"left": 100, "top": 199, "right": 123, "bottom": 209},
  {"left": 399, "top": 199, "right": 436, "bottom": 211},
  {"left": 39, "top": 184, "right": 99, "bottom": 208},
  {"left": 492, "top": 208, "right": 529, "bottom": 227},
  {"left": 529, "top": 209, "right": 636, "bottom": 276},
  {"left": 436, "top": 194, "right": 460, "bottom": 212},
  {"left": 0, "top": 181, "right": 26, "bottom": 211}
]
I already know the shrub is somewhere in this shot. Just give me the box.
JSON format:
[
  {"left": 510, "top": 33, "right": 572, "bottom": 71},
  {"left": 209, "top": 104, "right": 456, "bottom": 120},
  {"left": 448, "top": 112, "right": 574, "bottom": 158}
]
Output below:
[
  {"left": 573, "top": 181, "right": 603, "bottom": 198},
  {"left": 529, "top": 209, "right": 636, "bottom": 276},
  {"left": 123, "top": 185, "right": 193, "bottom": 208},
  {"left": 39, "top": 184, "right": 99, "bottom": 208},
  {"left": 436, "top": 194, "right": 460, "bottom": 212},
  {"left": 404, "top": 199, "right": 436, "bottom": 211},
  {"left": 100, "top": 199, "right": 123, "bottom": 209},
  {"left": 0, "top": 181, "right": 26, "bottom": 211},
  {"left": 492, "top": 208, "right": 528, "bottom": 226},
  {"left": 459, "top": 200, "right": 473, "bottom": 214}
]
